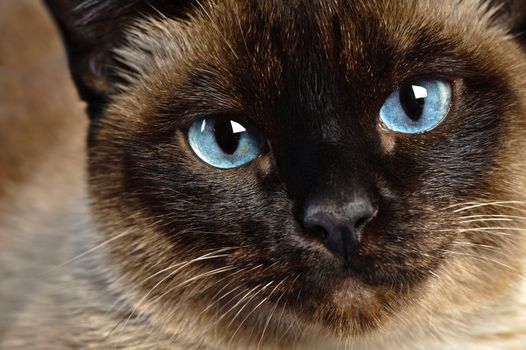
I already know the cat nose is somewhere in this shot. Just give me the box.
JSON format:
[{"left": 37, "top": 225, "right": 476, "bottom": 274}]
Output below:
[{"left": 302, "top": 195, "right": 377, "bottom": 262}]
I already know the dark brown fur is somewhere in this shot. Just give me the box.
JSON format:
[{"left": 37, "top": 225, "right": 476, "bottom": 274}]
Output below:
[{"left": 2, "top": 0, "right": 526, "bottom": 349}]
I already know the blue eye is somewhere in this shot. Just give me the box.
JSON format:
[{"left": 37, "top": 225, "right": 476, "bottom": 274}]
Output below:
[
  {"left": 188, "top": 117, "right": 265, "bottom": 169},
  {"left": 379, "top": 79, "right": 452, "bottom": 134}
]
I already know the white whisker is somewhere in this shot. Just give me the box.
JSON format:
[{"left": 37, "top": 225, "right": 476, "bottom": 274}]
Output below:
[
  {"left": 459, "top": 214, "right": 526, "bottom": 220},
  {"left": 458, "top": 218, "right": 514, "bottom": 224},
  {"left": 256, "top": 286, "right": 287, "bottom": 350},
  {"left": 451, "top": 201, "right": 526, "bottom": 213},
  {"left": 44, "top": 228, "right": 132, "bottom": 274},
  {"left": 226, "top": 281, "right": 275, "bottom": 330},
  {"left": 440, "top": 249, "right": 516, "bottom": 271},
  {"left": 110, "top": 249, "right": 235, "bottom": 346}
]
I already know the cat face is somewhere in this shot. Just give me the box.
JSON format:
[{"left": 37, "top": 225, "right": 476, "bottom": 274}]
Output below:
[{"left": 47, "top": 0, "right": 526, "bottom": 346}]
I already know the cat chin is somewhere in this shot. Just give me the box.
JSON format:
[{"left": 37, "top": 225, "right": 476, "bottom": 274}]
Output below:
[{"left": 329, "top": 277, "right": 378, "bottom": 310}]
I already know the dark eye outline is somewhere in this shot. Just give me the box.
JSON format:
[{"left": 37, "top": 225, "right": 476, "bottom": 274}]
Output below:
[
  {"left": 184, "top": 113, "right": 269, "bottom": 169},
  {"left": 378, "top": 77, "right": 456, "bottom": 135}
]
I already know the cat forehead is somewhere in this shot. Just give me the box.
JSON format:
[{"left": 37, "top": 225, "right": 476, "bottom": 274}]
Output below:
[
  {"left": 121, "top": 0, "right": 503, "bottom": 80},
  {"left": 114, "top": 0, "right": 509, "bottom": 129},
  {"left": 186, "top": 0, "right": 501, "bottom": 49}
]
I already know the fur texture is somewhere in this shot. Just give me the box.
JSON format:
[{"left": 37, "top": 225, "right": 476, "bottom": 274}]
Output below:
[{"left": 2, "top": 0, "right": 526, "bottom": 349}]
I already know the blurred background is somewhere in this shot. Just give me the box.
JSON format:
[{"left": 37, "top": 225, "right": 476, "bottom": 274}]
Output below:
[
  {"left": 0, "top": 0, "right": 87, "bottom": 338},
  {"left": 0, "top": 0, "right": 85, "bottom": 194}
]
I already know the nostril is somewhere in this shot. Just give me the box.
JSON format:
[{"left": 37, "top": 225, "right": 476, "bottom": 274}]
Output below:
[
  {"left": 351, "top": 203, "right": 378, "bottom": 231},
  {"left": 354, "top": 216, "right": 369, "bottom": 231},
  {"left": 304, "top": 224, "right": 328, "bottom": 242}
]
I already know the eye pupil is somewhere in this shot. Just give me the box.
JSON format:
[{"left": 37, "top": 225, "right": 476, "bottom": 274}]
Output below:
[
  {"left": 214, "top": 120, "right": 241, "bottom": 154},
  {"left": 399, "top": 83, "right": 427, "bottom": 121}
]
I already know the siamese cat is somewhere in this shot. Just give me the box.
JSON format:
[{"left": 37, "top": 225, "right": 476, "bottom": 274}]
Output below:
[{"left": 1, "top": 0, "right": 526, "bottom": 348}]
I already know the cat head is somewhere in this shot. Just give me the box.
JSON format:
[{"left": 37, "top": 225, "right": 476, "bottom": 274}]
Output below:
[{"left": 46, "top": 0, "right": 526, "bottom": 346}]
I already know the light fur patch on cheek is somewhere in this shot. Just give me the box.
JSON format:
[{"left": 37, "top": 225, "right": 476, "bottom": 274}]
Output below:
[
  {"left": 379, "top": 131, "right": 397, "bottom": 153},
  {"left": 256, "top": 155, "right": 273, "bottom": 176}
]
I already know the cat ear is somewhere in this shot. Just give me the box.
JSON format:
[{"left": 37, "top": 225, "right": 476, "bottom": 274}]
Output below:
[
  {"left": 44, "top": 0, "right": 195, "bottom": 118},
  {"left": 490, "top": 0, "right": 526, "bottom": 46}
]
